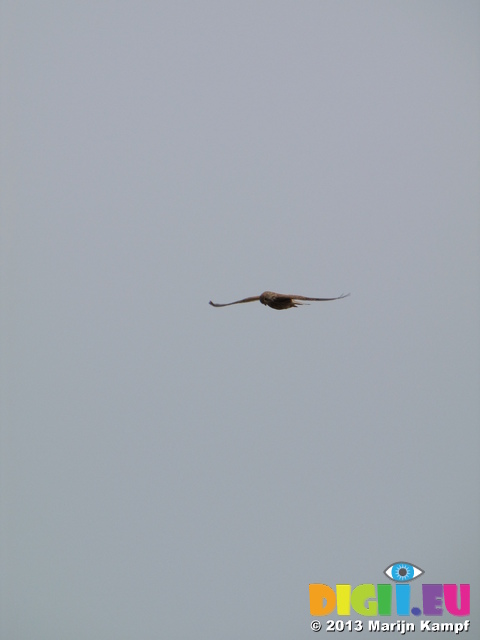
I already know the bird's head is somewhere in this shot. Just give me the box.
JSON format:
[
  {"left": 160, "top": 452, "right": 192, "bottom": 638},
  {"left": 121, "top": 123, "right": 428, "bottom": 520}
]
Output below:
[{"left": 259, "top": 291, "right": 271, "bottom": 306}]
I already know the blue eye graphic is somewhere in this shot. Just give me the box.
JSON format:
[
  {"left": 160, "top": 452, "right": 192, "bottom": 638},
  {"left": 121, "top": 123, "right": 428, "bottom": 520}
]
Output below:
[{"left": 384, "top": 562, "right": 424, "bottom": 582}]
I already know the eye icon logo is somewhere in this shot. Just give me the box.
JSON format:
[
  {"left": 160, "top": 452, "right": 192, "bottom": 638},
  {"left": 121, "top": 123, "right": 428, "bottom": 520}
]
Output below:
[
  {"left": 384, "top": 561, "right": 424, "bottom": 582},
  {"left": 310, "top": 562, "right": 470, "bottom": 619}
]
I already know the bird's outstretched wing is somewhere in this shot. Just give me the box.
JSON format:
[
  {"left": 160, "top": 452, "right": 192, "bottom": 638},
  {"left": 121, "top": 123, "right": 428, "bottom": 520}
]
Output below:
[
  {"left": 288, "top": 293, "right": 350, "bottom": 302},
  {"left": 209, "top": 296, "right": 260, "bottom": 307}
]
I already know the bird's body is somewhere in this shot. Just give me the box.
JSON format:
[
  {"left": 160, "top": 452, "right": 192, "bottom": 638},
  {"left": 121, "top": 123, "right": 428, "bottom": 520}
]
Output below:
[{"left": 209, "top": 291, "right": 349, "bottom": 310}]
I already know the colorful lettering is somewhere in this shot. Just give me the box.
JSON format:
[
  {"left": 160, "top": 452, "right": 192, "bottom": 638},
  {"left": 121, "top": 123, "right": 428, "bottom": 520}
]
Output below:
[
  {"left": 377, "top": 584, "right": 392, "bottom": 616},
  {"left": 336, "top": 584, "right": 351, "bottom": 615},
  {"left": 422, "top": 584, "right": 444, "bottom": 615},
  {"left": 395, "top": 584, "right": 410, "bottom": 615},
  {"left": 351, "top": 584, "right": 377, "bottom": 616},
  {"left": 309, "top": 584, "right": 336, "bottom": 616},
  {"left": 444, "top": 584, "right": 470, "bottom": 616}
]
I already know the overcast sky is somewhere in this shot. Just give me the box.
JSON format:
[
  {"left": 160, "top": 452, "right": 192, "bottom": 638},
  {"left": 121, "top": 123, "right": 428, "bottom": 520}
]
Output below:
[{"left": 1, "top": 2, "right": 479, "bottom": 638}]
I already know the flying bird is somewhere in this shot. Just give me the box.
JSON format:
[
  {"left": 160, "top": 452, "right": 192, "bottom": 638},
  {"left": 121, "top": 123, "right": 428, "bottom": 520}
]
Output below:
[{"left": 209, "top": 291, "right": 350, "bottom": 310}]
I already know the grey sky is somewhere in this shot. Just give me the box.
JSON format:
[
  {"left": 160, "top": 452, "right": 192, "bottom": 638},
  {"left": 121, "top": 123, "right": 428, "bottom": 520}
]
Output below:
[{"left": 1, "top": 2, "right": 479, "bottom": 638}]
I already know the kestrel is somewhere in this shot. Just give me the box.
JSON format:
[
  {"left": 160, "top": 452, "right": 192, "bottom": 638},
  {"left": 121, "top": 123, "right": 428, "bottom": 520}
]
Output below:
[{"left": 209, "top": 291, "right": 350, "bottom": 310}]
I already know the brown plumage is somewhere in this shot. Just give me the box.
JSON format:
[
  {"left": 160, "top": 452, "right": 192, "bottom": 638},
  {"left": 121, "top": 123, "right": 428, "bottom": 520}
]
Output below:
[{"left": 209, "top": 291, "right": 350, "bottom": 310}]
